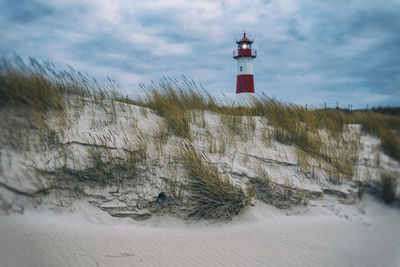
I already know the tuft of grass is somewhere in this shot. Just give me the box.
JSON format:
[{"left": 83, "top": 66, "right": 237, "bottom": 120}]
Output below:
[
  {"left": 250, "top": 98, "right": 341, "bottom": 154},
  {"left": 153, "top": 120, "right": 169, "bottom": 154},
  {"left": 180, "top": 143, "right": 252, "bottom": 220},
  {"left": 381, "top": 174, "right": 397, "bottom": 203},
  {"left": 220, "top": 114, "right": 255, "bottom": 142},
  {"left": 220, "top": 114, "right": 243, "bottom": 136},
  {"left": 0, "top": 57, "right": 67, "bottom": 149},
  {"left": 252, "top": 167, "right": 312, "bottom": 208},
  {"left": 54, "top": 145, "right": 145, "bottom": 187},
  {"left": 352, "top": 111, "right": 400, "bottom": 161},
  {"left": 132, "top": 78, "right": 215, "bottom": 138},
  {"left": 251, "top": 99, "right": 351, "bottom": 180},
  {"left": 0, "top": 56, "right": 65, "bottom": 114},
  {"left": 0, "top": 55, "right": 125, "bottom": 115},
  {"left": 0, "top": 195, "right": 12, "bottom": 215}
]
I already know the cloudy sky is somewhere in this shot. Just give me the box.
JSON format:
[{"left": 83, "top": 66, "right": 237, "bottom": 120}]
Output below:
[{"left": 1, "top": 0, "right": 399, "bottom": 108}]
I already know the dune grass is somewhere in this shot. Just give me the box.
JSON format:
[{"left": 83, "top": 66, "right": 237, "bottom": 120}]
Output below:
[
  {"left": 180, "top": 142, "right": 252, "bottom": 220},
  {"left": 0, "top": 56, "right": 126, "bottom": 150},
  {"left": 103, "top": 76, "right": 400, "bottom": 184},
  {"left": 1, "top": 56, "right": 399, "bottom": 188},
  {"left": 0, "top": 56, "right": 65, "bottom": 114},
  {"left": 51, "top": 136, "right": 147, "bottom": 188},
  {"left": 251, "top": 98, "right": 400, "bottom": 164},
  {"left": 131, "top": 78, "right": 216, "bottom": 138},
  {"left": 251, "top": 175, "right": 312, "bottom": 208},
  {"left": 380, "top": 173, "right": 397, "bottom": 203},
  {"left": 133, "top": 81, "right": 399, "bottom": 160},
  {"left": 352, "top": 111, "right": 400, "bottom": 160},
  {"left": 0, "top": 56, "right": 67, "bottom": 149},
  {"left": 2, "top": 55, "right": 398, "bottom": 160},
  {"left": 0, "top": 55, "right": 125, "bottom": 116}
]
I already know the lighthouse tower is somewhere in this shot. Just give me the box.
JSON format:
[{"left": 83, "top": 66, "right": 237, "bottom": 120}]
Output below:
[{"left": 233, "top": 33, "right": 257, "bottom": 94}]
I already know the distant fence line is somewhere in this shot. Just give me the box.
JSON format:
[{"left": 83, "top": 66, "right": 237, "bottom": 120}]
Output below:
[
  {"left": 305, "top": 102, "right": 362, "bottom": 111},
  {"left": 304, "top": 102, "right": 400, "bottom": 115},
  {"left": 216, "top": 94, "right": 397, "bottom": 113}
]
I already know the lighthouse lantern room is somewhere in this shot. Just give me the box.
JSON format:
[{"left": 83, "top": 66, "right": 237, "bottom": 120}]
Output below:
[{"left": 233, "top": 33, "right": 257, "bottom": 94}]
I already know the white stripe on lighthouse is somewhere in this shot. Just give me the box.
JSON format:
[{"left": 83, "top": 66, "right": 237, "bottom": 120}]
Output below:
[{"left": 237, "top": 57, "right": 254, "bottom": 75}]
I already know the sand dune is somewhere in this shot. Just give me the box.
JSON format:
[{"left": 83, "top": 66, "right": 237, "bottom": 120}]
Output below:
[{"left": 1, "top": 78, "right": 400, "bottom": 267}]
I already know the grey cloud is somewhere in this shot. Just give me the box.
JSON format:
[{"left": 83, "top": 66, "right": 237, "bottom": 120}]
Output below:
[
  {"left": 1, "top": 0, "right": 54, "bottom": 24},
  {"left": 286, "top": 20, "right": 307, "bottom": 42}
]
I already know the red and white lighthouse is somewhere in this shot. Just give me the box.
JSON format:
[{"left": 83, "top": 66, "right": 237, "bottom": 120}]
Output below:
[{"left": 233, "top": 33, "right": 257, "bottom": 94}]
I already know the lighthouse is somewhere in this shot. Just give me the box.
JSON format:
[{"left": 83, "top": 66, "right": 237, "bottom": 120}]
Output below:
[{"left": 233, "top": 33, "right": 257, "bottom": 94}]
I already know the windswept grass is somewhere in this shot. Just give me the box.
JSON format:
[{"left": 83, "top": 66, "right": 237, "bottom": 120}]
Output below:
[
  {"left": 53, "top": 140, "right": 146, "bottom": 187},
  {"left": 132, "top": 78, "right": 216, "bottom": 138},
  {"left": 0, "top": 56, "right": 67, "bottom": 148},
  {"left": 2, "top": 56, "right": 400, "bottom": 220},
  {"left": 251, "top": 165, "right": 314, "bottom": 208},
  {"left": 0, "top": 56, "right": 65, "bottom": 114},
  {"left": 249, "top": 98, "right": 358, "bottom": 180},
  {"left": 180, "top": 143, "right": 252, "bottom": 220},
  {"left": 251, "top": 97, "right": 400, "bottom": 165},
  {"left": 352, "top": 111, "right": 400, "bottom": 160},
  {"left": 0, "top": 55, "right": 126, "bottom": 150},
  {"left": 2, "top": 56, "right": 399, "bottom": 189},
  {"left": 129, "top": 77, "right": 400, "bottom": 164},
  {"left": 0, "top": 55, "right": 124, "bottom": 115},
  {"left": 2, "top": 55, "right": 399, "bottom": 161},
  {"left": 250, "top": 98, "right": 345, "bottom": 151},
  {"left": 380, "top": 174, "right": 397, "bottom": 203}
]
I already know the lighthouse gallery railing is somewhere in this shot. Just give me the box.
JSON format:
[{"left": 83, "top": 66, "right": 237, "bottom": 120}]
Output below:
[{"left": 233, "top": 49, "right": 257, "bottom": 58}]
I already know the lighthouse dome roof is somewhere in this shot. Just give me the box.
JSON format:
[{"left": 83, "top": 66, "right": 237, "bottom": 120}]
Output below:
[{"left": 236, "top": 33, "right": 253, "bottom": 44}]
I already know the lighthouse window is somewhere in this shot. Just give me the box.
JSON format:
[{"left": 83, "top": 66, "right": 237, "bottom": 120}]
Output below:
[{"left": 240, "top": 66, "right": 242, "bottom": 72}]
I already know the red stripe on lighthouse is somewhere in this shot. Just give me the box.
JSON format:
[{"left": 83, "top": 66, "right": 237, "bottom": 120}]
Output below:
[{"left": 236, "top": 74, "right": 254, "bottom": 94}]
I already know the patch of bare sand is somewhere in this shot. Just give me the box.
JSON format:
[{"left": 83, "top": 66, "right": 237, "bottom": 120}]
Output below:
[{"left": 0, "top": 197, "right": 399, "bottom": 267}]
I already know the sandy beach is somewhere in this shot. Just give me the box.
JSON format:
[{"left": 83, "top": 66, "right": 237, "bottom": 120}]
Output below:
[{"left": 1, "top": 197, "right": 399, "bottom": 267}]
